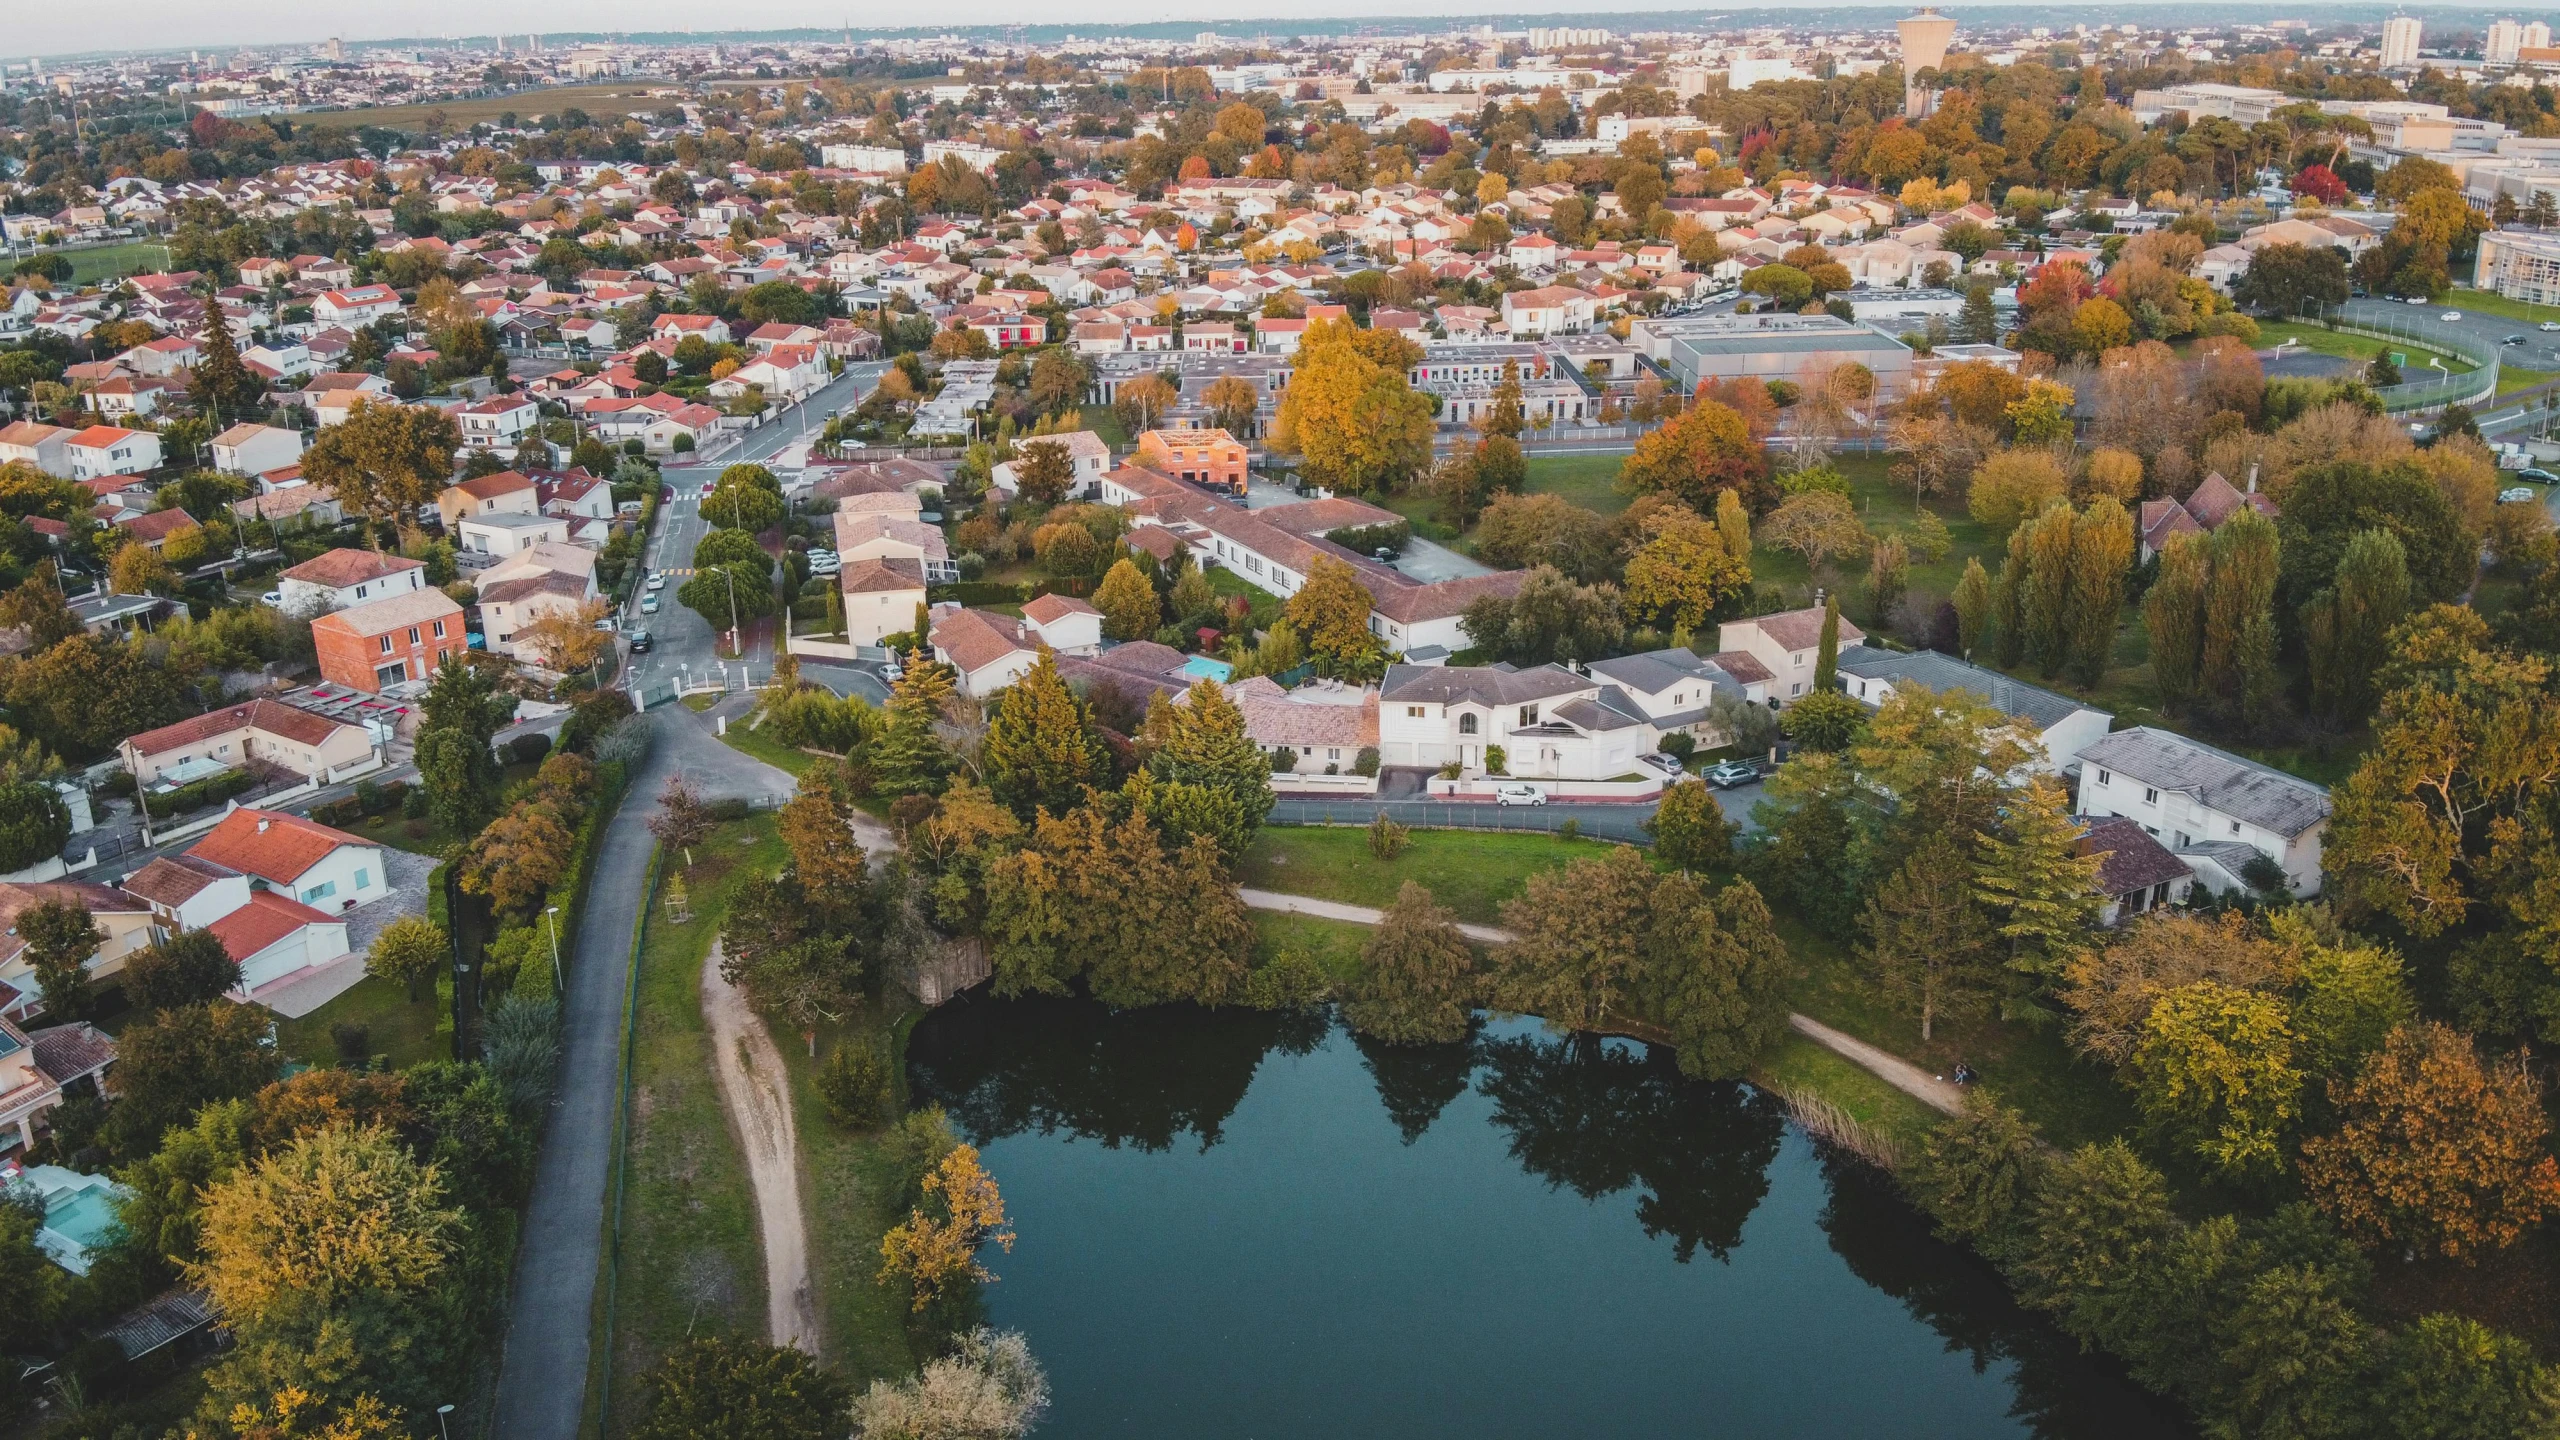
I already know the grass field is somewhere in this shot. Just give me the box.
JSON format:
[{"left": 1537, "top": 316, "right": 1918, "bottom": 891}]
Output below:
[
  {"left": 773, "top": 1008, "right": 921, "bottom": 1388},
  {"left": 50, "top": 240, "right": 171, "bottom": 284},
  {"left": 1235, "top": 825, "right": 1626, "bottom": 925},
  {"left": 274, "top": 973, "right": 450, "bottom": 1070},
  {"left": 607, "top": 824, "right": 774, "bottom": 1432},
  {"left": 1521, "top": 450, "right": 1632, "bottom": 515},
  {"left": 305, "top": 82, "right": 684, "bottom": 134},
  {"left": 1250, "top": 908, "right": 1379, "bottom": 982},
  {"left": 2441, "top": 283, "right": 2560, "bottom": 329}
]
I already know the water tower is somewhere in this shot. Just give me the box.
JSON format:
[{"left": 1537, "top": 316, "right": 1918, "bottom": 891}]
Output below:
[{"left": 1898, "top": 7, "right": 1958, "bottom": 119}]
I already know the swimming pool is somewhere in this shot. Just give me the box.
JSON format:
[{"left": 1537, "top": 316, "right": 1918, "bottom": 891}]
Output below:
[
  {"left": 1180, "top": 655, "right": 1234, "bottom": 682},
  {"left": 16, "top": 1165, "right": 126, "bottom": 1274}
]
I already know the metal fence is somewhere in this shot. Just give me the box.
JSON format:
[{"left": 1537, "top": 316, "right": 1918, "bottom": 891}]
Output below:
[{"left": 2310, "top": 306, "right": 2502, "bottom": 413}]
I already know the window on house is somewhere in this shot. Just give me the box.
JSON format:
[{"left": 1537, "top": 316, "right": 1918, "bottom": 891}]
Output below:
[
  {"left": 433, "top": 620, "right": 445, "bottom": 638},
  {"left": 1407, "top": 706, "right": 1425, "bottom": 718},
  {"left": 355, "top": 869, "right": 371, "bottom": 889},
  {"left": 1518, "top": 705, "right": 1538, "bottom": 727},
  {"left": 301, "top": 880, "right": 337, "bottom": 903},
  {"left": 2143, "top": 787, "right": 2159, "bottom": 804},
  {"left": 408, "top": 627, "right": 422, "bottom": 645},
  {"left": 378, "top": 635, "right": 393, "bottom": 653},
  {"left": 2096, "top": 769, "right": 2111, "bottom": 786},
  {"left": 2229, "top": 821, "right": 2241, "bottom": 836},
  {"left": 1459, "top": 713, "right": 1479, "bottom": 735}
]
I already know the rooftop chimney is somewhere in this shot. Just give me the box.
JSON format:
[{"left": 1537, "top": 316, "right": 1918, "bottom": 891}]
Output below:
[{"left": 256, "top": 817, "right": 271, "bottom": 833}]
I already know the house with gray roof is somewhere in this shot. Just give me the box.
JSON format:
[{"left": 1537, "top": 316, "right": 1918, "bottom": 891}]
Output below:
[
  {"left": 1831, "top": 645, "right": 2113, "bottom": 774},
  {"left": 1376, "top": 662, "right": 1660, "bottom": 781},
  {"left": 2072, "top": 726, "right": 2332, "bottom": 897},
  {"left": 1585, "top": 648, "right": 1760, "bottom": 746}
]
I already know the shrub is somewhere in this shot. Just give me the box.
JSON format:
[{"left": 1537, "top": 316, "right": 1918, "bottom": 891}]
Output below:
[
  {"left": 1352, "top": 746, "right": 1380, "bottom": 778},
  {"left": 1241, "top": 949, "right": 1333, "bottom": 1012},
  {"left": 508, "top": 732, "right": 554, "bottom": 766},
  {"left": 0, "top": 782, "right": 70, "bottom": 871},
  {"left": 818, "top": 1037, "right": 897, "bottom": 1128},
  {"left": 1484, "top": 744, "right": 1508, "bottom": 775},
  {"left": 1661, "top": 732, "right": 1697, "bottom": 760},
  {"left": 705, "top": 797, "right": 752, "bottom": 822},
  {"left": 1367, "top": 813, "right": 1410, "bottom": 859}
]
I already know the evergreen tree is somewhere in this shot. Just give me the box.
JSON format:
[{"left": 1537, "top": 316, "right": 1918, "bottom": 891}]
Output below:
[
  {"left": 1140, "top": 679, "right": 1274, "bottom": 854},
  {"left": 876, "top": 658, "right": 958, "bottom": 795},
  {"left": 2021, "top": 503, "right": 2075, "bottom": 676},
  {"left": 1343, "top": 881, "right": 1477, "bottom": 1046},
  {"left": 1811, "top": 589, "right": 1841, "bottom": 692},
  {"left": 2303, "top": 528, "right": 2410, "bottom": 728},
  {"left": 2066, "top": 497, "right": 2134, "bottom": 688},
  {"left": 1092, "top": 558, "right": 1161, "bottom": 642},
  {"left": 1951, "top": 556, "right": 1993, "bottom": 659},
  {"left": 1908, "top": 1091, "right": 2048, "bottom": 1259},
  {"left": 1861, "top": 836, "right": 1995, "bottom": 1042},
  {"left": 2202, "top": 508, "right": 2282, "bottom": 728},
  {"left": 1748, "top": 751, "right": 1862, "bottom": 929},
  {"left": 415, "top": 659, "right": 513, "bottom": 835},
  {"left": 2144, "top": 529, "right": 2210, "bottom": 710},
  {"left": 21, "top": 899, "right": 103, "bottom": 1020},
  {"left": 2011, "top": 1139, "right": 2180, "bottom": 1354},
  {"left": 1972, "top": 777, "right": 2103, "bottom": 998},
  {"left": 981, "top": 654, "right": 1108, "bottom": 820},
  {"left": 189, "top": 310, "right": 261, "bottom": 424},
  {"left": 1643, "top": 874, "right": 1792, "bottom": 1079},
  {"left": 1958, "top": 279, "right": 2000, "bottom": 345}
]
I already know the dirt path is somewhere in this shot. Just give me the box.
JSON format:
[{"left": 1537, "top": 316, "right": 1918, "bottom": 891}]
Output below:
[
  {"left": 1234, "top": 887, "right": 1965, "bottom": 1118},
  {"left": 700, "top": 938, "right": 820, "bottom": 1353}
]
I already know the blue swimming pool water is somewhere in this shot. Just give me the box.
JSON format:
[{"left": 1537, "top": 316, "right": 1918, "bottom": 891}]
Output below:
[
  {"left": 44, "top": 1186, "right": 120, "bottom": 1249},
  {"left": 1181, "top": 655, "right": 1234, "bottom": 682}
]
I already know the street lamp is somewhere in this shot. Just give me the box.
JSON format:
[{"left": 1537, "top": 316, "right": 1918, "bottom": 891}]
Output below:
[
  {"left": 544, "top": 906, "right": 562, "bottom": 991},
  {"left": 436, "top": 1405, "right": 455, "bottom": 1440}
]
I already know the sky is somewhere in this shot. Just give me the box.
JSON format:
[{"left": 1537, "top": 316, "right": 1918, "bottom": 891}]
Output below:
[{"left": 15, "top": 1, "right": 2308, "bottom": 61}]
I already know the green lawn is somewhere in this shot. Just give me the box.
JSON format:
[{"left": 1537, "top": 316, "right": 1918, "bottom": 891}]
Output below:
[
  {"left": 1522, "top": 450, "right": 1632, "bottom": 515},
  {"left": 606, "top": 823, "right": 777, "bottom": 1432},
  {"left": 1752, "top": 1032, "right": 1946, "bottom": 1160},
  {"left": 1201, "top": 565, "right": 1282, "bottom": 629},
  {"left": 1237, "top": 825, "right": 1628, "bottom": 926},
  {"left": 2442, "top": 283, "right": 2560, "bottom": 329},
  {"left": 774, "top": 1008, "right": 922, "bottom": 1387},
  {"left": 1750, "top": 452, "right": 2000, "bottom": 615},
  {"left": 2254, "top": 320, "right": 2405, "bottom": 367},
  {"left": 1078, "top": 403, "right": 1132, "bottom": 448},
  {"left": 59, "top": 239, "right": 171, "bottom": 284},
  {"left": 1250, "top": 908, "right": 1379, "bottom": 982},
  {"left": 274, "top": 973, "right": 451, "bottom": 1070},
  {"left": 721, "top": 722, "right": 822, "bottom": 778}
]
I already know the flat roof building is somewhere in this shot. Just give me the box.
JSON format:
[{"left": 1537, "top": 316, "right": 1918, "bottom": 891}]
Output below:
[{"left": 1630, "top": 312, "right": 1915, "bottom": 398}]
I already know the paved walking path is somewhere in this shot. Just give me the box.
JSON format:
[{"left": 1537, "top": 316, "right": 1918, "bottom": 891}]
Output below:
[
  {"left": 700, "top": 938, "right": 819, "bottom": 1353},
  {"left": 1234, "top": 888, "right": 1964, "bottom": 1118}
]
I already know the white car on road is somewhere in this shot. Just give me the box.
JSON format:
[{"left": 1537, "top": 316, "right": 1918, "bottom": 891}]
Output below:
[
  {"left": 2442, "top": 311, "right": 2464, "bottom": 322},
  {"left": 640, "top": 594, "right": 660, "bottom": 614},
  {"left": 647, "top": 574, "right": 667, "bottom": 591},
  {"left": 1491, "top": 783, "right": 1547, "bottom": 807}
]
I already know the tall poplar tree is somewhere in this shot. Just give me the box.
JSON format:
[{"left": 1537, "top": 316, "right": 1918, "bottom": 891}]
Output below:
[
  {"left": 2303, "top": 528, "right": 2410, "bottom": 728},
  {"left": 2144, "top": 530, "right": 2210, "bottom": 710},
  {"left": 2065, "top": 497, "right": 2134, "bottom": 688},
  {"left": 2022, "top": 503, "right": 2076, "bottom": 676},
  {"left": 1991, "top": 518, "right": 2032, "bottom": 668},
  {"left": 1811, "top": 589, "right": 1841, "bottom": 692},
  {"left": 1952, "top": 556, "right": 1993, "bottom": 659},
  {"left": 2202, "top": 508, "right": 2282, "bottom": 728}
]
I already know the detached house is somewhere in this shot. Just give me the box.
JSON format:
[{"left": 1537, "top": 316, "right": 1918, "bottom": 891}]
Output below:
[
  {"left": 118, "top": 698, "right": 376, "bottom": 789},
  {"left": 2073, "top": 727, "right": 2332, "bottom": 897},
  {"left": 1376, "top": 663, "right": 1658, "bottom": 781},
  {"left": 1831, "top": 645, "right": 2114, "bottom": 773},
  {"left": 928, "top": 607, "right": 1043, "bottom": 697},
  {"left": 455, "top": 395, "right": 540, "bottom": 451},
  {"left": 62, "top": 426, "right": 161, "bottom": 481},
  {"left": 436, "top": 469, "right": 540, "bottom": 528},
  {"left": 211, "top": 423, "right": 304, "bottom": 477},
  {"left": 277, "top": 548, "right": 428, "bottom": 618},
  {"left": 312, "top": 285, "right": 401, "bottom": 326},
  {"left": 1718, "top": 606, "right": 1864, "bottom": 704},
  {"left": 311, "top": 589, "right": 468, "bottom": 692},
  {"left": 187, "top": 807, "right": 389, "bottom": 917},
  {"left": 837, "top": 557, "right": 929, "bottom": 647},
  {"left": 0, "top": 882, "right": 158, "bottom": 1025}
]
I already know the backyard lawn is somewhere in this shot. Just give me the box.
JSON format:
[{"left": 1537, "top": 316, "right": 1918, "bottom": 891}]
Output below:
[
  {"left": 1521, "top": 450, "right": 1633, "bottom": 515},
  {"left": 1236, "top": 825, "right": 1628, "bottom": 926},
  {"left": 273, "top": 973, "right": 450, "bottom": 1071}
]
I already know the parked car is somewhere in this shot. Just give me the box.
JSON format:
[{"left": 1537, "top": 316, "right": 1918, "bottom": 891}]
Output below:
[
  {"left": 2500, "top": 486, "right": 2539, "bottom": 504},
  {"left": 806, "top": 549, "right": 841, "bottom": 575},
  {"left": 2406, "top": 296, "right": 2429, "bottom": 306},
  {"left": 2542, "top": 321, "right": 2560, "bottom": 332},
  {"left": 646, "top": 574, "right": 667, "bottom": 591},
  {"left": 258, "top": 590, "right": 283, "bottom": 609},
  {"left": 1705, "top": 759, "right": 1761, "bottom": 789},
  {"left": 640, "top": 594, "right": 660, "bottom": 614},
  {"left": 2521, "top": 467, "right": 2560, "bottom": 483},
  {"left": 2442, "top": 311, "right": 2465, "bottom": 322},
  {"left": 629, "top": 629, "right": 653, "bottom": 652},
  {"left": 1491, "top": 783, "right": 1547, "bottom": 807},
  {"left": 660, "top": 486, "right": 674, "bottom": 503}
]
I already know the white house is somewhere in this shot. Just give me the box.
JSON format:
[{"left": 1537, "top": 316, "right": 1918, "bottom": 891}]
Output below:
[
  {"left": 1020, "top": 593, "right": 1103, "bottom": 656},
  {"left": 211, "top": 423, "right": 304, "bottom": 476},
  {"left": 1718, "top": 605, "right": 1864, "bottom": 704},
  {"left": 1376, "top": 663, "right": 1657, "bottom": 778},
  {"left": 123, "top": 853, "right": 256, "bottom": 934},
  {"left": 185, "top": 807, "right": 390, "bottom": 916},
  {"left": 62, "top": 426, "right": 160, "bottom": 481},
  {"left": 990, "top": 431, "right": 1113, "bottom": 497},
  {"left": 1585, "top": 648, "right": 1758, "bottom": 747},
  {"left": 837, "top": 557, "right": 928, "bottom": 647},
  {"left": 118, "top": 698, "right": 376, "bottom": 789},
  {"left": 456, "top": 512, "right": 571, "bottom": 559},
  {"left": 0, "top": 422, "right": 71, "bottom": 477},
  {"left": 210, "top": 892, "right": 352, "bottom": 996},
  {"left": 311, "top": 285, "right": 402, "bottom": 327},
  {"left": 455, "top": 395, "right": 540, "bottom": 451},
  {"left": 1831, "top": 645, "right": 2114, "bottom": 774},
  {"left": 2073, "top": 727, "right": 2332, "bottom": 897},
  {"left": 2077, "top": 816, "right": 2197, "bottom": 926},
  {"left": 277, "top": 548, "right": 428, "bottom": 618},
  {"left": 929, "top": 606, "right": 1042, "bottom": 697},
  {"left": 1232, "top": 675, "right": 1378, "bottom": 774}
]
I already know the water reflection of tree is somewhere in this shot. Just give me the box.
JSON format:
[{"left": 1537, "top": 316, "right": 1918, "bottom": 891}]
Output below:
[
  {"left": 1350, "top": 1025, "right": 1482, "bottom": 1144},
  {"left": 905, "top": 992, "right": 1326, "bottom": 1152},
  {"left": 1473, "top": 1031, "right": 1787, "bottom": 1263},
  {"left": 1813, "top": 1148, "right": 2195, "bottom": 1440}
]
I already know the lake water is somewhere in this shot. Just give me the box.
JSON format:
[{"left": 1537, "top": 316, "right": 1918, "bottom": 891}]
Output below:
[{"left": 906, "top": 995, "right": 2192, "bottom": 1440}]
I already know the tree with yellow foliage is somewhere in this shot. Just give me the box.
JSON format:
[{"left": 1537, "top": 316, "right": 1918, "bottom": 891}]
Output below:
[
  {"left": 879, "top": 1144, "right": 1015, "bottom": 1312},
  {"left": 515, "top": 598, "right": 617, "bottom": 675},
  {"left": 1270, "top": 318, "right": 1433, "bottom": 494},
  {"left": 1283, "top": 554, "right": 1384, "bottom": 676},
  {"left": 1622, "top": 504, "right": 1751, "bottom": 631},
  {"left": 213, "top": 1388, "right": 405, "bottom": 1440}
]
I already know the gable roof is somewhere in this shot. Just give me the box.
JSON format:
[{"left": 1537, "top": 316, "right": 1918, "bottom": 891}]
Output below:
[
  {"left": 931, "top": 607, "right": 1035, "bottom": 676},
  {"left": 309, "top": 588, "right": 463, "bottom": 639},
  {"left": 1832, "top": 645, "right": 2103, "bottom": 732},
  {"left": 1021, "top": 592, "right": 1100, "bottom": 625},
  {"left": 208, "top": 890, "right": 341, "bottom": 961},
  {"left": 187, "top": 807, "right": 375, "bottom": 886},
  {"left": 2078, "top": 815, "right": 2195, "bottom": 897},
  {"left": 122, "top": 853, "right": 244, "bottom": 908},
  {"left": 1379, "top": 662, "right": 1591, "bottom": 707},
  {"left": 281, "top": 548, "right": 424, "bottom": 588},
  {"left": 123, "top": 697, "right": 359, "bottom": 759},
  {"left": 1739, "top": 605, "right": 1863, "bottom": 652},
  {"left": 2077, "top": 727, "right": 2333, "bottom": 838}
]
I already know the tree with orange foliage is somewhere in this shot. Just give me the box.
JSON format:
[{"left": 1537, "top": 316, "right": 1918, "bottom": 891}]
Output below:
[
  {"left": 1619, "top": 397, "right": 1770, "bottom": 510},
  {"left": 2299, "top": 1022, "right": 2560, "bottom": 1262},
  {"left": 879, "top": 1144, "right": 1016, "bottom": 1311}
]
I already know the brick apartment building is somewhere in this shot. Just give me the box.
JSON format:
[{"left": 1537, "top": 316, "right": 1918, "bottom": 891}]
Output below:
[{"left": 310, "top": 589, "right": 468, "bottom": 691}]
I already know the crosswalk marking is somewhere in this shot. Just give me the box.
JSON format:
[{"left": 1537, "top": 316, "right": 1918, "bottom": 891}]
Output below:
[{"left": 655, "top": 567, "right": 696, "bottom": 577}]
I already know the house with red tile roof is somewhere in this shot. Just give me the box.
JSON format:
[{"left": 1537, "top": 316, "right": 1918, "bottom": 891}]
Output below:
[
  {"left": 278, "top": 548, "right": 429, "bottom": 617},
  {"left": 186, "top": 807, "right": 388, "bottom": 916},
  {"left": 0, "top": 882, "right": 158, "bottom": 1024},
  {"left": 436, "top": 469, "right": 540, "bottom": 529},
  {"left": 208, "top": 891, "right": 351, "bottom": 998},
  {"left": 928, "top": 607, "right": 1044, "bottom": 697},
  {"left": 62, "top": 425, "right": 160, "bottom": 481},
  {"left": 115, "top": 507, "right": 196, "bottom": 551},
  {"left": 118, "top": 698, "right": 376, "bottom": 788}
]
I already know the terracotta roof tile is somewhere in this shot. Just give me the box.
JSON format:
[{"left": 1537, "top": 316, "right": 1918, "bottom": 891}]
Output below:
[{"left": 186, "top": 807, "right": 373, "bottom": 886}]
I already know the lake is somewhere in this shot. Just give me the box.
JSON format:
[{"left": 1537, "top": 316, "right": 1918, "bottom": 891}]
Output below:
[{"left": 906, "top": 995, "right": 2191, "bottom": 1439}]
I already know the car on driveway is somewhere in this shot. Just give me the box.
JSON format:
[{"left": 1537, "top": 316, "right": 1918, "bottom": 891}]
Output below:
[
  {"left": 1491, "top": 783, "right": 1547, "bottom": 806},
  {"left": 2501, "top": 485, "right": 2541, "bottom": 503},
  {"left": 2520, "top": 467, "right": 2560, "bottom": 483},
  {"left": 1705, "top": 759, "right": 1761, "bottom": 789},
  {"left": 2507, "top": 335, "right": 2530, "bottom": 345},
  {"left": 259, "top": 590, "right": 284, "bottom": 609},
  {"left": 806, "top": 549, "right": 841, "bottom": 576},
  {"left": 629, "top": 629, "right": 653, "bottom": 653}
]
